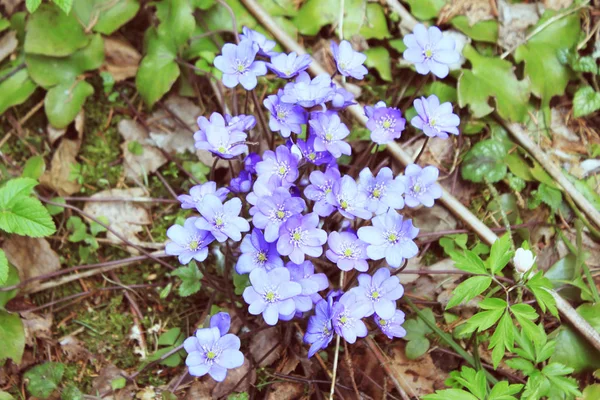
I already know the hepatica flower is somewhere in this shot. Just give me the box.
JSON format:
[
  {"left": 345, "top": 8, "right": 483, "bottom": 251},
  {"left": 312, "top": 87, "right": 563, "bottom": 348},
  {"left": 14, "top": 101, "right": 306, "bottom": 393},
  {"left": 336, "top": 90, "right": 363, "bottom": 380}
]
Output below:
[
  {"left": 287, "top": 260, "right": 329, "bottom": 312},
  {"left": 305, "top": 166, "right": 341, "bottom": 217},
  {"left": 327, "top": 175, "right": 371, "bottom": 220},
  {"left": 195, "top": 125, "right": 248, "bottom": 159},
  {"left": 277, "top": 213, "right": 327, "bottom": 264},
  {"left": 267, "top": 52, "right": 312, "bottom": 79},
  {"left": 177, "top": 181, "right": 229, "bottom": 210},
  {"left": 243, "top": 267, "right": 302, "bottom": 325},
  {"left": 365, "top": 104, "right": 406, "bottom": 145},
  {"left": 295, "top": 136, "right": 335, "bottom": 166},
  {"left": 236, "top": 229, "right": 283, "bottom": 274},
  {"left": 358, "top": 167, "right": 405, "bottom": 214},
  {"left": 240, "top": 26, "right": 277, "bottom": 57},
  {"left": 309, "top": 112, "right": 351, "bottom": 158},
  {"left": 264, "top": 91, "right": 307, "bottom": 138},
  {"left": 403, "top": 23, "right": 460, "bottom": 79},
  {"left": 399, "top": 164, "right": 442, "bottom": 208},
  {"left": 331, "top": 40, "right": 368, "bottom": 80},
  {"left": 230, "top": 170, "right": 252, "bottom": 193},
  {"left": 256, "top": 145, "right": 299, "bottom": 187},
  {"left": 253, "top": 187, "right": 305, "bottom": 242},
  {"left": 332, "top": 292, "right": 370, "bottom": 344},
  {"left": 411, "top": 95, "right": 460, "bottom": 139},
  {"left": 326, "top": 231, "right": 369, "bottom": 272},
  {"left": 351, "top": 268, "right": 404, "bottom": 319},
  {"left": 166, "top": 217, "right": 215, "bottom": 264},
  {"left": 281, "top": 72, "right": 334, "bottom": 108},
  {"left": 214, "top": 40, "right": 267, "bottom": 90},
  {"left": 304, "top": 298, "right": 334, "bottom": 357},
  {"left": 244, "top": 152, "right": 261, "bottom": 174},
  {"left": 357, "top": 209, "right": 419, "bottom": 268},
  {"left": 184, "top": 312, "right": 244, "bottom": 381},
  {"left": 195, "top": 195, "right": 250, "bottom": 242},
  {"left": 374, "top": 310, "right": 407, "bottom": 339}
]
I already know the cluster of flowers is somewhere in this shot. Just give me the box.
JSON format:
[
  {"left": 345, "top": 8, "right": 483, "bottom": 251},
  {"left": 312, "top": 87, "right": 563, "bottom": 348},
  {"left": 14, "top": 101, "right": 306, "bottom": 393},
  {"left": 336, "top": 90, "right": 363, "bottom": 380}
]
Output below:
[{"left": 165, "top": 23, "right": 460, "bottom": 382}]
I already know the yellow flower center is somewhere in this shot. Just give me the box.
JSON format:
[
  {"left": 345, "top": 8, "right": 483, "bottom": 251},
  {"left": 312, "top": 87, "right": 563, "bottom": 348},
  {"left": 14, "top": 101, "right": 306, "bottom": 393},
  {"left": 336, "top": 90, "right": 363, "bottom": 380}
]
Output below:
[
  {"left": 379, "top": 319, "right": 387, "bottom": 326},
  {"left": 325, "top": 133, "right": 333, "bottom": 141},
  {"left": 257, "top": 252, "right": 267, "bottom": 262},
  {"left": 414, "top": 184, "right": 421, "bottom": 193},
  {"left": 372, "top": 189, "right": 381, "bottom": 198},
  {"left": 278, "top": 165, "right": 287, "bottom": 175},
  {"left": 215, "top": 217, "right": 224, "bottom": 228},
  {"left": 429, "top": 118, "right": 436, "bottom": 127},
  {"left": 207, "top": 351, "right": 216, "bottom": 359},
  {"left": 292, "top": 232, "right": 302, "bottom": 241},
  {"left": 387, "top": 233, "right": 397, "bottom": 242},
  {"left": 383, "top": 120, "right": 391, "bottom": 129},
  {"left": 277, "top": 111, "right": 287, "bottom": 119},
  {"left": 340, "top": 316, "right": 348, "bottom": 324},
  {"left": 265, "top": 291, "right": 276, "bottom": 302},
  {"left": 276, "top": 210, "right": 285, "bottom": 219},
  {"left": 218, "top": 146, "right": 227, "bottom": 154},
  {"left": 308, "top": 153, "right": 316, "bottom": 160},
  {"left": 189, "top": 240, "right": 199, "bottom": 250},
  {"left": 372, "top": 291, "right": 380, "bottom": 300},
  {"left": 425, "top": 49, "right": 433, "bottom": 58},
  {"left": 343, "top": 248, "right": 353, "bottom": 257},
  {"left": 340, "top": 200, "right": 348, "bottom": 209},
  {"left": 237, "top": 64, "right": 246, "bottom": 72}
]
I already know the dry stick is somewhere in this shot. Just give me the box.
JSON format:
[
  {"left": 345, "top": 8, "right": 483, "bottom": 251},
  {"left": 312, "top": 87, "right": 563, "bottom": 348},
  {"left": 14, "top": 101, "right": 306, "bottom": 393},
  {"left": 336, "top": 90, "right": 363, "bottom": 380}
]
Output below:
[
  {"left": 241, "top": 0, "right": 600, "bottom": 360},
  {"left": 63, "top": 196, "right": 178, "bottom": 203},
  {"left": 383, "top": 0, "right": 419, "bottom": 30}
]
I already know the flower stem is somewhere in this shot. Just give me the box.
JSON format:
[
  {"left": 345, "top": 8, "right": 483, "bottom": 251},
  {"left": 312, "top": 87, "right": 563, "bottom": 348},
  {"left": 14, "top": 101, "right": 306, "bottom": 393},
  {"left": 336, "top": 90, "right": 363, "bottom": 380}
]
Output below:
[
  {"left": 413, "top": 136, "right": 430, "bottom": 164},
  {"left": 329, "top": 270, "right": 345, "bottom": 400}
]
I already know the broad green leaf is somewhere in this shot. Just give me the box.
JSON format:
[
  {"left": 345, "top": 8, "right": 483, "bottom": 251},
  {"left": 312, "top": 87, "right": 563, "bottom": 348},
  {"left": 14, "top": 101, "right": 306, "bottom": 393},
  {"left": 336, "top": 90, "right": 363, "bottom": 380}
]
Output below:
[
  {"left": 0, "top": 68, "right": 37, "bottom": 115},
  {"left": 233, "top": 270, "right": 250, "bottom": 295},
  {"left": 423, "top": 389, "right": 479, "bottom": 400},
  {"left": 359, "top": 4, "right": 390, "bottom": 40},
  {"left": 446, "top": 276, "right": 492, "bottom": 309},
  {"left": 26, "top": 0, "right": 42, "bottom": 13},
  {"left": 26, "top": 34, "right": 105, "bottom": 88},
  {"left": 24, "top": 4, "right": 90, "bottom": 56},
  {"left": 424, "top": 81, "right": 457, "bottom": 103},
  {"left": 77, "top": 0, "right": 140, "bottom": 35},
  {"left": 136, "top": 30, "right": 180, "bottom": 107},
  {"left": 489, "top": 311, "right": 513, "bottom": 368},
  {"left": 389, "top": 39, "right": 406, "bottom": 53},
  {"left": 565, "top": 172, "right": 600, "bottom": 211},
  {"left": 0, "top": 250, "right": 7, "bottom": 286},
  {"left": 172, "top": 261, "right": 203, "bottom": 297},
  {"left": 461, "top": 139, "right": 508, "bottom": 183},
  {"left": 405, "top": 336, "right": 430, "bottom": 359},
  {"left": 0, "top": 177, "right": 38, "bottom": 208},
  {"left": 156, "top": 0, "right": 195, "bottom": 49},
  {"left": 514, "top": 11, "right": 580, "bottom": 108},
  {"left": 24, "top": 362, "right": 65, "bottom": 399},
  {"left": 45, "top": 197, "right": 66, "bottom": 216},
  {"left": 0, "top": 265, "right": 20, "bottom": 308},
  {"left": 405, "top": 0, "right": 445, "bottom": 20},
  {"left": 505, "top": 153, "right": 534, "bottom": 181},
  {"left": 52, "top": 0, "right": 74, "bottom": 14},
  {"left": 451, "top": 16, "right": 498, "bottom": 43},
  {"left": 487, "top": 234, "right": 513, "bottom": 274},
  {"left": 342, "top": 0, "right": 367, "bottom": 38},
  {"left": 364, "top": 47, "right": 391, "bottom": 82},
  {"left": 573, "top": 85, "right": 600, "bottom": 118},
  {"left": 529, "top": 183, "right": 562, "bottom": 211},
  {"left": 487, "top": 193, "right": 520, "bottom": 224},
  {"left": 45, "top": 80, "right": 94, "bottom": 128},
  {"left": 61, "top": 385, "right": 83, "bottom": 400},
  {"left": 293, "top": 0, "right": 338, "bottom": 36},
  {"left": 479, "top": 297, "right": 508, "bottom": 310},
  {"left": 111, "top": 377, "right": 127, "bottom": 390},
  {"left": 458, "top": 45, "right": 530, "bottom": 122},
  {"left": 256, "top": 0, "right": 298, "bottom": 17},
  {"left": 0, "top": 310, "right": 25, "bottom": 364},
  {"left": 0, "top": 196, "right": 56, "bottom": 237},
  {"left": 530, "top": 161, "right": 557, "bottom": 188},
  {"left": 22, "top": 156, "right": 46, "bottom": 180},
  {"left": 448, "top": 249, "right": 487, "bottom": 274},
  {"left": 583, "top": 384, "right": 600, "bottom": 400},
  {"left": 204, "top": 0, "right": 258, "bottom": 33},
  {"left": 157, "top": 328, "right": 182, "bottom": 346}
]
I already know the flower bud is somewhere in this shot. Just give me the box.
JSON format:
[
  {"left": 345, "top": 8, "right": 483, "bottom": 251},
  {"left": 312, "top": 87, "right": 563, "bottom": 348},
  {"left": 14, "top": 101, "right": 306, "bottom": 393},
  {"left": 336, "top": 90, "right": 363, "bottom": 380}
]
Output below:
[{"left": 514, "top": 248, "right": 536, "bottom": 274}]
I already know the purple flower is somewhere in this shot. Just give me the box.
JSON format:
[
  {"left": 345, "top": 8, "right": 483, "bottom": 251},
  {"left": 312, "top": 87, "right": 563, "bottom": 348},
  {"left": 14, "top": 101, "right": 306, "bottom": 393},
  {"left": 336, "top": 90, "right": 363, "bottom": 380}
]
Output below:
[
  {"left": 331, "top": 40, "right": 368, "bottom": 80},
  {"left": 358, "top": 167, "right": 405, "bottom": 214},
  {"left": 357, "top": 209, "right": 419, "bottom": 268},
  {"left": 326, "top": 175, "right": 371, "bottom": 220},
  {"left": 305, "top": 166, "right": 340, "bottom": 217},
  {"left": 236, "top": 229, "right": 284, "bottom": 274},
  {"left": 351, "top": 268, "right": 404, "bottom": 319},
  {"left": 230, "top": 170, "right": 252, "bottom": 193},
  {"left": 331, "top": 291, "right": 370, "bottom": 344},
  {"left": 267, "top": 52, "right": 312, "bottom": 79},
  {"left": 195, "top": 195, "right": 250, "bottom": 242},
  {"left": 247, "top": 175, "right": 278, "bottom": 215},
  {"left": 183, "top": 313, "right": 244, "bottom": 381},
  {"left": 177, "top": 182, "right": 230, "bottom": 210},
  {"left": 374, "top": 310, "right": 406, "bottom": 339},
  {"left": 166, "top": 217, "right": 215, "bottom": 264},
  {"left": 309, "top": 112, "right": 351, "bottom": 158},
  {"left": 330, "top": 84, "right": 355, "bottom": 109},
  {"left": 214, "top": 40, "right": 267, "bottom": 90},
  {"left": 326, "top": 231, "right": 368, "bottom": 272},
  {"left": 364, "top": 101, "right": 386, "bottom": 119},
  {"left": 304, "top": 298, "right": 334, "bottom": 357},
  {"left": 411, "top": 95, "right": 460, "bottom": 139},
  {"left": 253, "top": 187, "right": 305, "bottom": 242},
  {"left": 286, "top": 260, "right": 329, "bottom": 312},
  {"left": 194, "top": 122, "right": 248, "bottom": 160},
  {"left": 244, "top": 153, "right": 262, "bottom": 174},
  {"left": 277, "top": 213, "right": 327, "bottom": 264},
  {"left": 403, "top": 24, "right": 460, "bottom": 79},
  {"left": 226, "top": 114, "right": 257, "bottom": 132},
  {"left": 240, "top": 26, "right": 277, "bottom": 57},
  {"left": 398, "top": 164, "right": 442, "bottom": 208},
  {"left": 242, "top": 267, "right": 302, "bottom": 325},
  {"left": 264, "top": 91, "right": 307, "bottom": 138},
  {"left": 281, "top": 72, "right": 334, "bottom": 108},
  {"left": 295, "top": 136, "right": 335, "bottom": 166},
  {"left": 255, "top": 145, "right": 299, "bottom": 187},
  {"left": 365, "top": 103, "right": 406, "bottom": 145}
]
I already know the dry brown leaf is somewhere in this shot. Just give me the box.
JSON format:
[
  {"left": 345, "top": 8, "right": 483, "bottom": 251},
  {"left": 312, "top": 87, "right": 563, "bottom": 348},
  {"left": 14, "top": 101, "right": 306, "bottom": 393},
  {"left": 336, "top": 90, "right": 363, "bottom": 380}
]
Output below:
[
  {"left": 388, "top": 343, "right": 448, "bottom": 397},
  {"left": 544, "top": 0, "right": 573, "bottom": 10},
  {"left": 118, "top": 119, "right": 168, "bottom": 181},
  {"left": 413, "top": 205, "right": 458, "bottom": 234},
  {"left": 0, "top": 30, "right": 17, "bottom": 64},
  {"left": 438, "top": 0, "right": 495, "bottom": 26},
  {"left": 250, "top": 326, "right": 282, "bottom": 368},
  {"left": 2, "top": 236, "right": 61, "bottom": 290},
  {"left": 0, "top": 0, "right": 22, "bottom": 15},
  {"left": 102, "top": 37, "right": 141, "bottom": 81},
  {"left": 83, "top": 188, "right": 151, "bottom": 246},
  {"left": 498, "top": 0, "right": 542, "bottom": 50},
  {"left": 93, "top": 363, "right": 127, "bottom": 400},
  {"left": 266, "top": 381, "right": 304, "bottom": 400},
  {"left": 185, "top": 380, "right": 215, "bottom": 400},
  {"left": 21, "top": 312, "right": 53, "bottom": 346},
  {"left": 212, "top": 358, "right": 255, "bottom": 398},
  {"left": 135, "top": 387, "right": 156, "bottom": 400},
  {"left": 148, "top": 95, "right": 199, "bottom": 154},
  {"left": 59, "top": 334, "right": 92, "bottom": 362}
]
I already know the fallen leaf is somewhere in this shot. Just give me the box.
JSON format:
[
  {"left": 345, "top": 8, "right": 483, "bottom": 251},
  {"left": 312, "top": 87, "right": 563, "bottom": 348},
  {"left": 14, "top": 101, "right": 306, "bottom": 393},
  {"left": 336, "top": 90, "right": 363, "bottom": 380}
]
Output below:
[
  {"left": 407, "top": 258, "right": 458, "bottom": 301},
  {"left": 82, "top": 188, "right": 151, "bottom": 246},
  {"left": 413, "top": 205, "right": 458, "bottom": 234},
  {"left": 59, "top": 334, "right": 91, "bottom": 362},
  {"left": 266, "top": 381, "right": 304, "bottom": 400},
  {"left": 497, "top": 0, "right": 542, "bottom": 50},
  {"left": 250, "top": 326, "right": 282, "bottom": 368},
  {"left": 438, "top": 0, "right": 495, "bottom": 25},
  {"left": 135, "top": 387, "right": 156, "bottom": 400},
  {"left": 21, "top": 312, "right": 52, "bottom": 346},
  {"left": 102, "top": 37, "right": 141, "bottom": 82},
  {"left": 2, "top": 236, "right": 61, "bottom": 291},
  {"left": 118, "top": 119, "right": 168, "bottom": 181},
  {"left": 212, "top": 357, "right": 255, "bottom": 398},
  {"left": 0, "top": 30, "right": 17, "bottom": 64},
  {"left": 148, "top": 95, "right": 199, "bottom": 154},
  {"left": 0, "top": 0, "right": 22, "bottom": 15},
  {"left": 185, "top": 380, "right": 215, "bottom": 400},
  {"left": 92, "top": 363, "right": 127, "bottom": 399},
  {"left": 388, "top": 342, "right": 448, "bottom": 396}
]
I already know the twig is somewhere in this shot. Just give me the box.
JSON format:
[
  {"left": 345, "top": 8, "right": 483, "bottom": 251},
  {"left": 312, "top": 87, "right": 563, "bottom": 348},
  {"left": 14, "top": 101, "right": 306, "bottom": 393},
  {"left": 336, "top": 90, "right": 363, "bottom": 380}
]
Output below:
[
  {"left": 413, "top": 136, "right": 430, "bottom": 164},
  {"left": 343, "top": 340, "right": 361, "bottom": 399},
  {"left": 63, "top": 196, "right": 178, "bottom": 203},
  {"left": 363, "top": 338, "right": 412, "bottom": 400},
  {"left": 383, "top": 0, "right": 419, "bottom": 30}
]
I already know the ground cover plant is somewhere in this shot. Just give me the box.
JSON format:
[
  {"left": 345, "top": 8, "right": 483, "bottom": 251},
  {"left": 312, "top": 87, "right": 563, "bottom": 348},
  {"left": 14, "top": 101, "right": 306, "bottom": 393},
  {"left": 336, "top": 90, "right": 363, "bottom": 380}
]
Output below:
[{"left": 1, "top": 0, "right": 600, "bottom": 399}]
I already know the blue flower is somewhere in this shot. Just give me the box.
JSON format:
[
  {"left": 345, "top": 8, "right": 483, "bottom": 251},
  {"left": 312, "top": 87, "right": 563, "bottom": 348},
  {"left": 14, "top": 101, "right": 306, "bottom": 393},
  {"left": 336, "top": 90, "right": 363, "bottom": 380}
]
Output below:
[
  {"left": 309, "top": 111, "right": 352, "bottom": 158},
  {"left": 294, "top": 136, "right": 336, "bottom": 166},
  {"left": 358, "top": 167, "right": 405, "bottom": 214},
  {"left": 304, "top": 298, "right": 334, "bottom": 357},
  {"left": 350, "top": 268, "right": 404, "bottom": 319},
  {"left": 331, "top": 40, "right": 368, "bottom": 80},
  {"left": 240, "top": 26, "right": 277, "bottom": 57},
  {"left": 214, "top": 40, "right": 267, "bottom": 90},
  {"left": 177, "top": 181, "right": 229, "bottom": 210},
  {"left": 326, "top": 175, "right": 371, "bottom": 220},
  {"left": 277, "top": 213, "right": 327, "bottom": 264},
  {"left": 264, "top": 90, "right": 307, "bottom": 138},
  {"left": 281, "top": 72, "right": 335, "bottom": 108},
  {"left": 331, "top": 291, "right": 370, "bottom": 344},
  {"left": 230, "top": 170, "right": 252, "bottom": 194},
  {"left": 403, "top": 24, "right": 460, "bottom": 79},
  {"left": 305, "top": 166, "right": 340, "bottom": 217},
  {"left": 267, "top": 52, "right": 312, "bottom": 79},
  {"left": 195, "top": 195, "right": 250, "bottom": 242},
  {"left": 286, "top": 260, "right": 329, "bottom": 313},
  {"left": 326, "top": 231, "right": 368, "bottom": 272},
  {"left": 411, "top": 95, "right": 460, "bottom": 139},
  {"left": 252, "top": 187, "right": 305, "bottom": 242},
  {"left": 166, "top": 217, "right": 215, "bottom": 264},
  {"left": 255, "top": 145, "right": 299, "bottom": 187},
  {"left": 398, "top": 164, "right": 442, "bottom": 208},
  {"left": 236, "top": 229, "right": 283, "bottom": 274},
  {"left": 374, "top": 310, "right": 407, "bottom": 339},
  {"left": 365, "top": 102, "right": 406, "bottom": 145}
]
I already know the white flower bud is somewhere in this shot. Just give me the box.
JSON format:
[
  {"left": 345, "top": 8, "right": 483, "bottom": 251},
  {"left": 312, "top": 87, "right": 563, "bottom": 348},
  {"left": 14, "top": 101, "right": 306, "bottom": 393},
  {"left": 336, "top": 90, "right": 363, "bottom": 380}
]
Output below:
[{"left": 514, "top": 248, "right": 536, "bottom": 274}]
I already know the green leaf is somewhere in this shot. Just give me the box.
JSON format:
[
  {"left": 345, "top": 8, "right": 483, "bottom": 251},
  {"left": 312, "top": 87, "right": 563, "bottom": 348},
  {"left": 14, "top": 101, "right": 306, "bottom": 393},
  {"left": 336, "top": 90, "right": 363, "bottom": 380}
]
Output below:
[
  {"left": 423, "top": 389, "right": 479, "bottom": 400},
  {"left": 156, "top": 0, "right": 195, "bottom": 48},
  {"left": 451, "top": 17, "right": 498, "bottom": 43},
  {"left": 487, "top": 234, "right": 513, "bottom": 274},
  {"left": 489, "top": 311, "right": 513, "bottom": 368},
  {"left": 364, "top": 47, "right": 391, "bottom": 82},
  {"left": 26, "top": 0, "right": 42, "bottom": 13},
  {"left": 26, "top": 34, "right": 105, "bottom": 88},
  {"left": 447, "top": 367, "right": 487, "bottom": 400},
  {"left": 0, "top": 265, "right": 20, "bottom": 308},
  {"left": 359, "top": 4, "right": 390, "bottom": 40},
  {"left": 128, "top": 140, "right": 144, "bottom": 156},
  {"left": 511, "top": 304, "right": 541, "bottom": 344},
  {"left": 24, "top": 4, "right": 90, "bottom": 56},
  {"left": 136, "top": 30, "right": 180, "bottom": 107},
  {"left": 22, "top": 156, "right": 46, "bottom": 180},
  {"left": 446, "top": 276, "right": 492, "bottom": 309},
  {"left": 293, "top": 0, "right": 338, "bottom": 36},
  {"left": 73, "top": 0, "right": 140, "bottom": 35},
  {"left": 458, "top": 45, "right": 530, "bottom": 122},
  {"left": 0, "top": 250, "right": 8, "bottom": 286},
  {"left": 46, "top": 197, "right": 66, "bottom": 216},
  {"left": 488, "top": 381, "right": 523, "bottom": 400},
  {"left": 405, "top": 0, "right": 445, "bottom": 20},
  {"left": 583, "top": 384, "right": 600, "bottom": 400},
  {"left": 0, "top": 196, "right": 56, "bottom": 237},
  {"left": 158, "top": 328, "right": 182, "bottom": 346},
  {"left": 529, "top": 183, "right": 562, "bottom": 211},
  {"left": 505, "top": 153, "right": 534, "bottom": 181},
  {"left": 449, "top": 249, "right": 487, "bottom": 274},
  {"left": 0, "top": 391, "right": 14, "bottom": 400},
  {"left": 424, "top": 81, "right": 457, "bottom": 103},
  {"left": 405, "top": 336, "right": 430, "bottom": 359},
  {"left": 0, "top": 177, "right": 38, "bottom": 208},
  {"left": 461, "top": 139, "right": 508, "bottom": 183},
  {"left": 233, "top": 270, "right": 251, "bottom": 295},
  {"left": 61, "top": 385, "right": 83, "bottom": 400},
  {"left": 572, "top": 56, "right": 598, "bottom": 74},
  {"left": 172, "top": 261, "right": 203, "bottom": 297},
  {"left": 573, "top": 85, "right": 600, "bottom": 118},
  {"left": 45, "top": 80, "right": 95, "bottom": 128},
  {"left": 465, "top": 303, "right": 505, "bottom": 333},
  {"left": 0, "top": 310, "right": 25, "bottom": 364},
  {"left": 52, "top": 0, "right": 74, "bottom": 14},
  {"left": 24, "top": 362, "right": 65, "bottom": 399},
  {"left": 0, "top": 68, "right": 37, "bottom": 115},
  {"left": 514, "top": 11, "right": 580, "bottom": 108},
  {"left": 505, "top": 357, "right": 536, "bottom": 375},
  {"left": 111, "top": 376, "right": 127, "bottom": 390},
  {"left": 67, "top": 216, "right": 88, "bottom": 242},
  {"left": 542, "top": 362, "right": 582, "bottom": 397},
  {"left": 256, "top": 0, "right": 297, "bottom": 17},
  {"left": 526, "top": 272, "right": 557, "bottom": 317}
]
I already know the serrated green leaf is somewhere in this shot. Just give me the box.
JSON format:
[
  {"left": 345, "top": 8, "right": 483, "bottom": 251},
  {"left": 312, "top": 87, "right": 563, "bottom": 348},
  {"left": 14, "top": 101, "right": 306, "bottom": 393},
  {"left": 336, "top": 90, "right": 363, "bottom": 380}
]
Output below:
[
  {"left": 364, "top": 47, "right": 391, "bottom": 82},
  {"left": 61, "top": 385, "right": 83, "bottom": 400},
  {"left": 0, "top": 68, "right": 37, "bottom": 115},
  {"left": 0, "top": 265, "right": 20, "bottom": 308},
  {"left": 506, "top": 357, "right": 536, "bottom": 375},
  {"left": 526, "top": 272, "right": 557, "bottom": 316},
  {"left": 487, "top": 234, "right": 513, "bottom": 274},
  {"left": 465, "top": 307, "right": 505, "bottom": 334},
  {"left": 458, "top": 45, "right": 530, "bottom": 122},
  {"left": 449, "top": 249, "right": 487, "bottom": 274},
  {"left": 0, "top": 177, "right": 38, "bottom": 208},
  {"left": 543, "top": 362, "right": 582, "bottom": 397},
  {"left": 24, "top": 362, "right": 64, "bottom": 399},
  {"left": 405, "top": 336, "right": 430, "bottom": 359},
  {"left": 111, "top": 376, "right": 127, "bottom": 390},
  {"left": 0, "top": 196, "right": 56, "bottom": 237},
  {"left": 489, "top": 311, "right": 513, "bottom": 368},
  {"left": 172, "top": 261, "right": 203, "bottom": 297},
  {"left": 572, "top": 56, "right": 598, "bottom": 74},
  {"left": 423, "top": 389, "right": 479, "bottom": 400},
  {"left": 0, "top": 310, "right": 25, "bottom": 364},
  {"left": 451, "top": 16, "right": 498, "bottom": 43},
  {"left": 446, "top": 276, "right": 492, "bottom": 309},
  {"left": 505, "top": 153, "right": 534, "bottom": 181},
  {"left": 573, "top": 85, "right": 600, "bottom": 118},
  {"left": 511, "top": 304, "right": 541, "bottom": 345},
  {"left": 45, "top": 80, "right": 95, "bottom": 128},
  {"left": 0, "top": 250, "right": 7, "bottom": 286},
  {"left": 461, "top": 139, "right": 508, "bottom": 183},
  {"left": 488, "top": 381, "right": 523, "bottom": 400},
  {"left": 52, "top": 0, "right": 74, "bottom": 14},
  {"left": 26, "top": 0, "right": 42, "bottom": 13}
]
